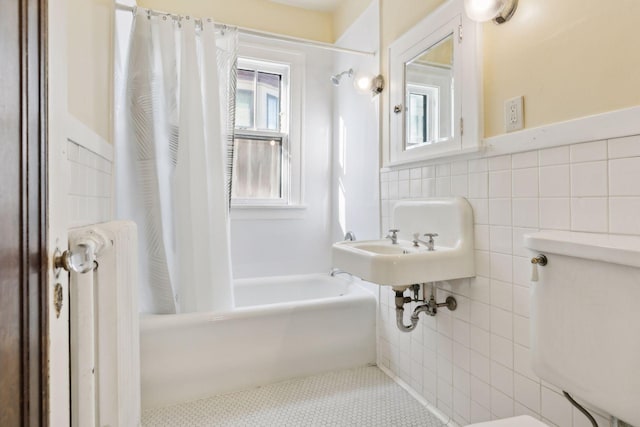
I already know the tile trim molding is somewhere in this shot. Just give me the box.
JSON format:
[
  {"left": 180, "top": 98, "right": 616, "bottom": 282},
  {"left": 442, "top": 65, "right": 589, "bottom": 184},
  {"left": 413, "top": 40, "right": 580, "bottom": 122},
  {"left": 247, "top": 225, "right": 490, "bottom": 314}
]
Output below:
[
  {"left": 484, "top": 105, "right": 640, "bottom": 156},
  {"left": 66, "top": 115, "right": 113, "bottom": 161},
  {"left": 382, "top": 105, "right": 640, "bottom": 171}
]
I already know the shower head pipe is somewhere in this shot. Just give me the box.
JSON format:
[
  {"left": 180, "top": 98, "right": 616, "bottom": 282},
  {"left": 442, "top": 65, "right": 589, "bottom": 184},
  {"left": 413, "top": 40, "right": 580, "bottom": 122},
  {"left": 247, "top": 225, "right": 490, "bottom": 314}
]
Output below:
[{"left": 330, "top": 68, "right": 353, "bottom": 86}]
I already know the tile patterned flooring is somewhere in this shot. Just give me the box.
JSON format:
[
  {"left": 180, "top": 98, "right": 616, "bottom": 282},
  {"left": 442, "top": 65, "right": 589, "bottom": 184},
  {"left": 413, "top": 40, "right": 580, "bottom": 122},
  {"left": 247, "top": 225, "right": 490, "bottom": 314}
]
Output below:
[{"left": 142, "top": 366, "right": 446, "bottom": 426}]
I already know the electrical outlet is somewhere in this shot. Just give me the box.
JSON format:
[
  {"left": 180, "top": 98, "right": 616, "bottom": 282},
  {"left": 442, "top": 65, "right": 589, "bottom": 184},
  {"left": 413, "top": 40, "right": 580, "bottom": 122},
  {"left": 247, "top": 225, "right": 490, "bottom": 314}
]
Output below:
[{"left": 505, "top": 96, "right": 524, "bottom": 132}]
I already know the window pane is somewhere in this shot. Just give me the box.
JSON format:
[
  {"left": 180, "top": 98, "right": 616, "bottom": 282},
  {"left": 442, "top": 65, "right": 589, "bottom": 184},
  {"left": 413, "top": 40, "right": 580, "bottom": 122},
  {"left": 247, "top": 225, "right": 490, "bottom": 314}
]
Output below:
[
  {"left": 236, "top": 69, "right": 255, "bottom": 128},
  {"left": 408, "top": 93, "right": 427, "bottom": 147},
  {"left": 256, "top": 72, "right": 281, "bottom": 131},
  {"left": 266, "top": 94, "right": 278, "bottom": 130},
  {"left": 232, "top": 137, "right": 282, "bottom": 200}
]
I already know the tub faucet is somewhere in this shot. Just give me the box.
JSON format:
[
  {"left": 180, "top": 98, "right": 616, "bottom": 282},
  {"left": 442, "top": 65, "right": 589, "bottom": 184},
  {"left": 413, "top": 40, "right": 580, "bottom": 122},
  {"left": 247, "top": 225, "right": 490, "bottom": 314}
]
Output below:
[
  {"left": 344, "top": 231, "right": 356, "bottom": 241},
  {"left": 330, "top": 268, "right": 351, "bottom": 277},
  {"left": 385, "top": 229, "right": 400, "bottom": 244}
]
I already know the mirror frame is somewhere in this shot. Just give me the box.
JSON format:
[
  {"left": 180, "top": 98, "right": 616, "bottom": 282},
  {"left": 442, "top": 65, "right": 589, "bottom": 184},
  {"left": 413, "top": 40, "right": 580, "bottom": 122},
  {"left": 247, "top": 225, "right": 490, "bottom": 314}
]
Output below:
[{"left": 387, "top": 0, "right": 482, "bottom": 166}]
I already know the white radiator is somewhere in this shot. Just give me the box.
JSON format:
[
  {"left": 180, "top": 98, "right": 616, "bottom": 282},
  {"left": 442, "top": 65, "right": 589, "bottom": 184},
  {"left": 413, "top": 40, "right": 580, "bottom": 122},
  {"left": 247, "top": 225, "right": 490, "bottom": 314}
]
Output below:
[{"left": 69, "top": 220, "right": 140, "bottom": 427}]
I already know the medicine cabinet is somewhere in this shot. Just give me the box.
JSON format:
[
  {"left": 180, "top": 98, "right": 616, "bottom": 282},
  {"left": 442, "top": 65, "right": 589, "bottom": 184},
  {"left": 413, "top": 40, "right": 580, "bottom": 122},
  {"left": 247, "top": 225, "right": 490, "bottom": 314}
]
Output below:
[{"left": 388, "top": 0, "right": 482, "bottom": 165}]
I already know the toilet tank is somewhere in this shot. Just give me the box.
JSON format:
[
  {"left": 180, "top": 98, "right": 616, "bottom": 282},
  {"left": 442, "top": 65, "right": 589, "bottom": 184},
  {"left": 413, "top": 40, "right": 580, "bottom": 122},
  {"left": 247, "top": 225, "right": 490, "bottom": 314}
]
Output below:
[{"left": 524, "top": 231, "right": 640, "bottom": 426}]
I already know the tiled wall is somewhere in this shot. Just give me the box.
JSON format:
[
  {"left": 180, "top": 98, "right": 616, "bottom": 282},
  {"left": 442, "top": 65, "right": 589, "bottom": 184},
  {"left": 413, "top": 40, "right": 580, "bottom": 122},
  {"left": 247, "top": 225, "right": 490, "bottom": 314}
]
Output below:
[
  {"left": 67, "top": 140, "right": 113, "bottom": 227},
  {"left": 378, "top": 134, "right": 640, "bottom": 426}
]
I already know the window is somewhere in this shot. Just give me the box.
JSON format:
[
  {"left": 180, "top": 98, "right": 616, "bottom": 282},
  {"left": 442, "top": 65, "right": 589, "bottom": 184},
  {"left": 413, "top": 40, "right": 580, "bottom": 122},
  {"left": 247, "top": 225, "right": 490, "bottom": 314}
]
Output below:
[
  {"left": 232, "top": 56, "right": 296, "bottom": 207},
  {"left": 406, "top": 84, "right": 440, "bottom": 148},
  {"left": 408, "top": 92, "right": 429, "bottom": 145}
]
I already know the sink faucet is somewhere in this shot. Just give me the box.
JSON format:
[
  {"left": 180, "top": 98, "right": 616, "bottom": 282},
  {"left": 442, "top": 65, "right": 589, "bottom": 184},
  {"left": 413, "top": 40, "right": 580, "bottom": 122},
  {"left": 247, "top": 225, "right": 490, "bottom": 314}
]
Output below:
[
  {"left": 412, "top": 232, "right": 439, "bottom": 251},
  {"left": 424, "top": 233, "right": 438, "bottom": 251},
  {"left": 385, "top": 229, "right": 400, "bottom": 244}
]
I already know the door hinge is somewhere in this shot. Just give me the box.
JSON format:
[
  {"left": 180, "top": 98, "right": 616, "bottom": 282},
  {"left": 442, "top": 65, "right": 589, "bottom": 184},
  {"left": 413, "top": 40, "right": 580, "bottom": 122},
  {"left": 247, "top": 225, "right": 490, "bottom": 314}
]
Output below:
[
  {"left": 460, "top": 117, "right": 464, "bottom": 136},
  {"left": 458, "top": 25, "right": 463, "bottom": 43}
]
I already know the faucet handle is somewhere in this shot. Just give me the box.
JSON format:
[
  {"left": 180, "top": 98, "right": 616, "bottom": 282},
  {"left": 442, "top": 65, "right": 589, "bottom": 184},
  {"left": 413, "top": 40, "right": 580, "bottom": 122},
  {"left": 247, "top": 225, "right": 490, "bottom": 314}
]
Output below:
[
  {"left": 423, "top": 233, "right": 438, "bottom": 251},
  {"left": 386, "top": 229, "right": 400, "bottom": 244},
  {"left": 387, "top": 229, "right": 399, "bottom": 237}
]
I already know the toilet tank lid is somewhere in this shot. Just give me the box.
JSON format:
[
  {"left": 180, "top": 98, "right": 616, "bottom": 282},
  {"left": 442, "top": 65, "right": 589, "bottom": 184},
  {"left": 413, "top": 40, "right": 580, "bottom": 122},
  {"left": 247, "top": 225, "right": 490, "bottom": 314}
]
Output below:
[{"left": 524, "top": 231, "right": 640, "bottom": 269}]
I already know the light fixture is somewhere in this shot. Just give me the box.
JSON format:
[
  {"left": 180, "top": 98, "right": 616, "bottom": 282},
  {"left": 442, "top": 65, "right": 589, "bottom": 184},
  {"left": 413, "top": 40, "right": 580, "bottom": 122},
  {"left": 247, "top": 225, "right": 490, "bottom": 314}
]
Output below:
[
  {"left": 464, "top": 0, "right": 518, "bottom": 24},
  {"left": 353, "top": 71, "right": 385, "bottom": 96}
]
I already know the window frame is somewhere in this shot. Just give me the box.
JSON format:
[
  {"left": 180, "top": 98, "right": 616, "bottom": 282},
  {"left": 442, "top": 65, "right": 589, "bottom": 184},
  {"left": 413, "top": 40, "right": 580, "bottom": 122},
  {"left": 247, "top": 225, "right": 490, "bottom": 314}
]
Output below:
[{"left": 231, "top": 43, "right": 305, "bottom": 216}]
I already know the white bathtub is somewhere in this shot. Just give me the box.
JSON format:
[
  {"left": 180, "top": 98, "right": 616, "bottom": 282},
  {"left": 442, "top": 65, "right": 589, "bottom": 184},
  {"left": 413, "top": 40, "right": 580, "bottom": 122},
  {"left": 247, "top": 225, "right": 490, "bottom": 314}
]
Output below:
[{"left": 140, "top": 273, "right": 376, "bottom": 408}]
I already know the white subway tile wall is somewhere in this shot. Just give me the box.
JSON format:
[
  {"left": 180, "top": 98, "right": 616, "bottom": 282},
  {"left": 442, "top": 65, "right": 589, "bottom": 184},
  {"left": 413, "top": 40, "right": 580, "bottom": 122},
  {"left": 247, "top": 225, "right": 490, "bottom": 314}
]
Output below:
[
  {"left": 67, "top": 140, "right": 112, "bottom": 227},
  {"left": 378, "top": 135, "right": 640, "bottom": 426}
]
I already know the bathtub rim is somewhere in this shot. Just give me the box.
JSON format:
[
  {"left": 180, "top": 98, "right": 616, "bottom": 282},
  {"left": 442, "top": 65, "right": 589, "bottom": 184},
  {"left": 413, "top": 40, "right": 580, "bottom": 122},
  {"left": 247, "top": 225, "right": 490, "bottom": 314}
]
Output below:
[
  {"left": 140, "top": 274, "right": 375, "bottom": 330},
  {"left": 233, "top": 272, "right": 356, "bottom": 288}
]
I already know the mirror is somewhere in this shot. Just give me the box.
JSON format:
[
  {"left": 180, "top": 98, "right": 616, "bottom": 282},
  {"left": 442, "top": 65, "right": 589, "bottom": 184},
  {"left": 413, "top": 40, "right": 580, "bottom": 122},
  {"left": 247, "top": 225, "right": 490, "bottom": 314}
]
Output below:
[
  {"left": 387, "top": 0, "right": 481, "bottom": 166},
  {"left": 405, "top": 34, "right": 454, "bottom": 150}
]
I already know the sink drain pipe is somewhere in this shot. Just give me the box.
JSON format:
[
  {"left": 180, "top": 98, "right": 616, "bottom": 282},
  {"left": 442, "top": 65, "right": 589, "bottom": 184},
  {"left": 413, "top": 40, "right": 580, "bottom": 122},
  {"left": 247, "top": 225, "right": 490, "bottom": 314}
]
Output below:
[{"left": 395, "top": 285, "right": 457, "bottom": 332}]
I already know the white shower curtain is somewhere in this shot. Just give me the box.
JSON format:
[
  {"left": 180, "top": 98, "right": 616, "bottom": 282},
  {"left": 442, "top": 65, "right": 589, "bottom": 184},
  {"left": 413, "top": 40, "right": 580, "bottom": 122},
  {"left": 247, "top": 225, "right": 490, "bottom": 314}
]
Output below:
[{"left": 115, "top": 8, "right": 237, "bottom": 314}]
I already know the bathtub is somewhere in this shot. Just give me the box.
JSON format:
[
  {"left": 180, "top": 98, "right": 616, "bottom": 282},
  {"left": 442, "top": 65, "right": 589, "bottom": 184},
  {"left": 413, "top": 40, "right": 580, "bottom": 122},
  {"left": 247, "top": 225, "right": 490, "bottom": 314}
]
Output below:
[{"left": 140, "top": 273, "right": 376, "bottom": 409}]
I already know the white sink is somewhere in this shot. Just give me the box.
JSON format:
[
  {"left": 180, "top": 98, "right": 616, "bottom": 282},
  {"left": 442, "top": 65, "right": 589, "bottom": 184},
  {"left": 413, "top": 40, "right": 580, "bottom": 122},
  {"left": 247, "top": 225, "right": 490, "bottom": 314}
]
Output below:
[{"left": 332, "top": 198, "right": 475, "bottom": 289}]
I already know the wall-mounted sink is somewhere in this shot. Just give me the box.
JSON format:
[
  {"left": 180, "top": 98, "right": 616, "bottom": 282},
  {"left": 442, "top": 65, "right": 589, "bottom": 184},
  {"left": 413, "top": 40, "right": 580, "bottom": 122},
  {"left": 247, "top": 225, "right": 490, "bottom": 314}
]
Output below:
[{"left": 332, "top": 198, "right": 475, "bottom": 290}]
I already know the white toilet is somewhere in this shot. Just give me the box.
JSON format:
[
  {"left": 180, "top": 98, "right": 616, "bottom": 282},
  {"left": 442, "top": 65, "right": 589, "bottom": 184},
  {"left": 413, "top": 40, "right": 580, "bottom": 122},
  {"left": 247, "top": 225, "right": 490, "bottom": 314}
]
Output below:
[{"left": 468, "top": 231, "right": 640, "bottom": 427}]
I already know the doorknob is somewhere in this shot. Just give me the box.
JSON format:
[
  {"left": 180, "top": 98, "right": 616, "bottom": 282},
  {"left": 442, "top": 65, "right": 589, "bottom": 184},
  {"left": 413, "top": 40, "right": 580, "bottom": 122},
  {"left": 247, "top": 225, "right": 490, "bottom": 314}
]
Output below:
[{"left": 53, "top": 243, "right": 98, "bottom": 275}]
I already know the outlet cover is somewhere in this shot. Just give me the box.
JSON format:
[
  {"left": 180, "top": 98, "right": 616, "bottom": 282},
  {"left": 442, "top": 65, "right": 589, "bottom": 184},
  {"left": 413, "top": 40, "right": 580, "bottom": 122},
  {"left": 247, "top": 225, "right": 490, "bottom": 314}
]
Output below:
[{"left": 505, "top": 96, "right": 524, "bottom": 132}]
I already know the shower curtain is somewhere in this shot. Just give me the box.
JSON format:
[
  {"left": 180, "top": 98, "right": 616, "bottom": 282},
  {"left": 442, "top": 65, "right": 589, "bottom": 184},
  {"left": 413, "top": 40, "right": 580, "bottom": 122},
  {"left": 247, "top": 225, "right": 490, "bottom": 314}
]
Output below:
[{"left": 115, "top": 8, "right": 237, "bottom": 314}]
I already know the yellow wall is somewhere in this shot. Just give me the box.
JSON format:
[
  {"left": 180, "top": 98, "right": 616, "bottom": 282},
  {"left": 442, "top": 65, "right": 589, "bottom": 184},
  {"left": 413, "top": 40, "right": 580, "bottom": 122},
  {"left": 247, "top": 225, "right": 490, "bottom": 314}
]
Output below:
[
  {"left": 381, "top": 0, "right": 445, "bottom": 55},
  {"left": 138, "top": 0, "right": 334, "bottom": 43},
  {"left": 67, "top": 0, "right": 114, "bottom": 142},
  {"left": 381, "top": 0, "right": 640, "bottom": 138},
  {"left": 483, "top": 0, "right": 640, "bottom": 136},
  {"left": 333, "top": 0, "right": 373, "bottom": 41},
  {"left": 67, "top": 0, "right": 640, "bottom": 142}
]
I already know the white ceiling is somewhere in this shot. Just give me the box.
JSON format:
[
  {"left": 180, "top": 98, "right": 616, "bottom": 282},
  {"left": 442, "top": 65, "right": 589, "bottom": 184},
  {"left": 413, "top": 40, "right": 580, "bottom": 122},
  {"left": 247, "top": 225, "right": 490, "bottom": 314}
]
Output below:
[{"left": 268, "top": 0, "right": 343, "bottom": 12}]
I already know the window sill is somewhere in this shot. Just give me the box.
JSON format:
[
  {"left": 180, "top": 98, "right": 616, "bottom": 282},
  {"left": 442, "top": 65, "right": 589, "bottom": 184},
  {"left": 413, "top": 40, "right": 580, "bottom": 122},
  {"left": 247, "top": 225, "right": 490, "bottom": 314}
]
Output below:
[{"left": 230, "top": 204, "right": 307, "bottom": 220}]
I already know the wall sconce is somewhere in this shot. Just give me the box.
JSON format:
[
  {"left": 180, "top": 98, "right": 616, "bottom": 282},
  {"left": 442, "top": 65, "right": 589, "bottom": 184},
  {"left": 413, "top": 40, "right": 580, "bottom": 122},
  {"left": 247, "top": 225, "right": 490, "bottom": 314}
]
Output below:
[
  {"left": 353, "top": 72, "right": 385, "bottom": 96},
  {"left": 464, "top": 0, "right": 518, "bottom": 24}
]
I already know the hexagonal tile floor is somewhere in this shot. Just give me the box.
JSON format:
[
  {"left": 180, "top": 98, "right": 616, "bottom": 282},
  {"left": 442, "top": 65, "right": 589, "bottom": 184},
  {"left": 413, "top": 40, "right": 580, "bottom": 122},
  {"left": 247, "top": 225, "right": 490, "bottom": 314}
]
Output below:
[{"left": 142, "top": 366, "right": 445, "bottom": 426}]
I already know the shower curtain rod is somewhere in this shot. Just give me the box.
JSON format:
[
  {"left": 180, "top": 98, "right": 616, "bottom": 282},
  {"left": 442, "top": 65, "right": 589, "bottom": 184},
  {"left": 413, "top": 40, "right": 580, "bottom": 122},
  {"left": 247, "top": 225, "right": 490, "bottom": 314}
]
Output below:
[{"left": 115, "top": 4, "right": 377, "bottom": 57}]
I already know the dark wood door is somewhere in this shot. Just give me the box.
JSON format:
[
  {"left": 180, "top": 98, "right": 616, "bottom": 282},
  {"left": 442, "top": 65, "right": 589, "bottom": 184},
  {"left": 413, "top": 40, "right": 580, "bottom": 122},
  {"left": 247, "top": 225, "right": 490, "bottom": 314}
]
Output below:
[{"left": 0, "top": 0, "right": 48, "bottom": 425}]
